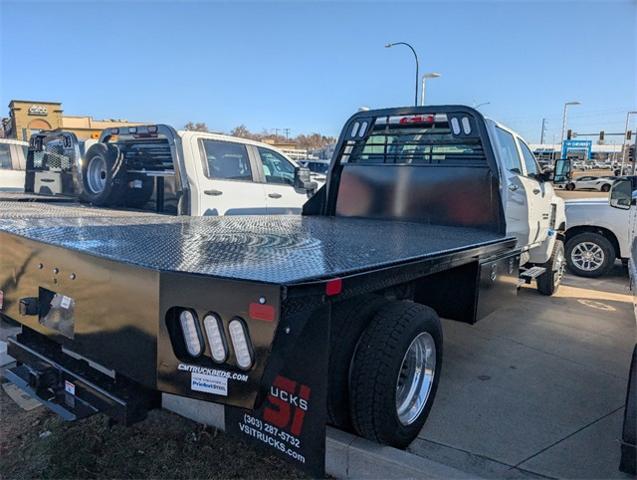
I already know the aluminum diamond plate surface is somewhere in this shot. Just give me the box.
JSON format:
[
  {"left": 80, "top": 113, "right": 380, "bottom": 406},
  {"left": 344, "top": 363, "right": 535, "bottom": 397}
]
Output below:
[{"left": 0, "top": 207, "right": 510, "bottom": 284}]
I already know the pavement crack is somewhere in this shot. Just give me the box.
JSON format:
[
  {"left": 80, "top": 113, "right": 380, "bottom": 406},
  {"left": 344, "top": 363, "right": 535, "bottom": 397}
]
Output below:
[{"left": 512, "top": 406, "right": 624, "bottom": 469}]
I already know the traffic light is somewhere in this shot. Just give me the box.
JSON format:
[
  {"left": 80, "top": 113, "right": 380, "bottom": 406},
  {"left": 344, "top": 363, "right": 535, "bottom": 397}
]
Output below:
[
  {"left": 567, "top": 129, "right": 573, "bottom": 140},
  {"left": 599, "top": 131, "right": 604, "bottom": 141},
  {"left": 628, "top": 130, "right": 633, "bottom": 141}
]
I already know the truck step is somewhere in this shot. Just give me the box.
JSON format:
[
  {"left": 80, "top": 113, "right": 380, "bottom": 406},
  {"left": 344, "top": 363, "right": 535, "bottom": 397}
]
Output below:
[{"left": 519, "top": 266, "right": 547, "bottom": 284}]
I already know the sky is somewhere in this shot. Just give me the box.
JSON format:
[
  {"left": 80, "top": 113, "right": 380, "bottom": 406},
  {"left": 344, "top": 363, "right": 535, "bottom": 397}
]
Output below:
[{"left": 1, "top": 0, "right": 635, "bottom": 143}]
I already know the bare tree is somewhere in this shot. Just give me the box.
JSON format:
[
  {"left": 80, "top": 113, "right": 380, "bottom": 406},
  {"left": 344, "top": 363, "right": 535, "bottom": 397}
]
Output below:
[{"left": 184, "top": 122, "right": 209, "bottom": 132}]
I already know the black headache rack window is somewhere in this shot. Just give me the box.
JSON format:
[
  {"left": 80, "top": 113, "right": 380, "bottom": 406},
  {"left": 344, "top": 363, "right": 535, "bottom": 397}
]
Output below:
[{"left": 339, "top": 112, "right": 487, "bottom": 167}]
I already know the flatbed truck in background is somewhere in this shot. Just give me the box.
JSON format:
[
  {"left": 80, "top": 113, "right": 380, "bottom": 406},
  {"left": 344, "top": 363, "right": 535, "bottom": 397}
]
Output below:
[{"left": 0, "top": 106, "right": 565, "bottom": 475}]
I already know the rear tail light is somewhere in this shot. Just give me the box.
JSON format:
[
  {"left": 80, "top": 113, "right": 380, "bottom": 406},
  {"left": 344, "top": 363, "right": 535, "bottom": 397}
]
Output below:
[
  {"left": 228, "top": 318, "right": 253, "bottom": 370},
  {"left": 203, "top": 314, "right": 227, "bottom": 363},
  {"left": 179, "top": 310, "right": 203, "bottom": 357}
]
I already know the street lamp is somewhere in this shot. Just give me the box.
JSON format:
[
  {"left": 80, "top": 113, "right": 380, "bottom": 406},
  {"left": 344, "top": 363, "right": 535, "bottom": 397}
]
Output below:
[
  {"left": 421, "top": 72, "right": 441, "bottom": 106},
  {"left": 620, "top": 110, "right": 637, "bottom": 175},
  {"left": 385, "top": 42, "right": 419, "bottom": 107},
  {"left": 560, "top": 100, "right": 581, "bottom": 145}
]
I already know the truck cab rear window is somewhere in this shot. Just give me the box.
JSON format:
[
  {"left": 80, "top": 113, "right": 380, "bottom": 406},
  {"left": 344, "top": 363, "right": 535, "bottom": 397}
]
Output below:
[
  {"left": 344, "top": 121, "right": 486, "bottom": 166},
  {"left": 202, "top": 140, "right": 253, "bottom": 181}
]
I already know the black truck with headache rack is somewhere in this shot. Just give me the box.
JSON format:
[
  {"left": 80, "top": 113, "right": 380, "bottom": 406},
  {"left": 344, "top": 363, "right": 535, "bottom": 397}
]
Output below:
[{"left": 1, "top": 106, "right": 556, "bottom": 476}]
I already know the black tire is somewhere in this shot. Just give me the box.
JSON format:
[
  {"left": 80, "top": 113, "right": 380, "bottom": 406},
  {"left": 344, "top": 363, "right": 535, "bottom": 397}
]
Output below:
[
  {"left": 80, "top": 143, "right": 126, "bottom": 206},
  {"left": 566, "top": 183, "right": 575, "bottom": 191},
  {"left": 349, "top": 301, "right": 442, "bottom": 448},
  {"left": 124, "top": 175, "right": 155, "bottom": 209},
  {"left": 565, "top": 232, "right": 615, "bottom": 277},
  {"left": 601, "top": 183, "right": 611, "bottom": 192},
  {"left": 537, "top": 240, "right": 565, "bottom": 296},
  {"left": 327, "top": 295, "right": 387, "bottom": 430}
]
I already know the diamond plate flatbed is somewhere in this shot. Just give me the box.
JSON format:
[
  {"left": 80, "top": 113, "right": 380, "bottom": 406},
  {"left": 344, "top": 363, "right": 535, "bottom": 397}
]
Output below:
[{"left": 0, "top": 200, "right": 515, "bottom": 285}]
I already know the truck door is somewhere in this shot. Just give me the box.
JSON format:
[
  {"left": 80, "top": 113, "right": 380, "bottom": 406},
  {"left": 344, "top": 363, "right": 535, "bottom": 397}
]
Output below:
[
  {"left": 193, "top": 138, "right": 267, "bottom": 216},
  {"left": 254, "top": 146, "right": 307, "bottom": 214},
  {"left": 493, "top": 127, "right": 537, "bottom": 247},
  {"left": 517, "top": 138, "right": 553, "bottom": 242}
]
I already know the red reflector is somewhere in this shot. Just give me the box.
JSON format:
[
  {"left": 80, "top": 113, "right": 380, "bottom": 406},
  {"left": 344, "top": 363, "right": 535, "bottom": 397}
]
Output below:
[
  {"left": 325, "top": 278, "right": 343, "bottom": 296},
  {"left": 249, "top": 303, "right": 275, "bottom": 322},
  {"left": 399, "top": 115, "right": 435, "bottom": 125}
]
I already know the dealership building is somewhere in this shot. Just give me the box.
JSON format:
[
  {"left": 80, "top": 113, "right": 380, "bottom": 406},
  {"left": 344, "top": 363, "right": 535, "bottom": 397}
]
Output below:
[{"left": 2, "top": 100, "right": 144, "bottom": 141}]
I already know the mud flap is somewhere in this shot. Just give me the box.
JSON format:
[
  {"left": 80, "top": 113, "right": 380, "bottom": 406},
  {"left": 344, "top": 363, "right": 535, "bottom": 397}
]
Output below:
[{"left": 224, "top": 304, "right": 329, "bottom": 477}]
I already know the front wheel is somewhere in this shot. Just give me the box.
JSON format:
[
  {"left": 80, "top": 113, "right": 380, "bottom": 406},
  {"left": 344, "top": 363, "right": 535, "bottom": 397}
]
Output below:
[
  {"left": 349, "top": 301, "right": 442, "bottom": 448},
  {"left": 565, "top": 232, "right": 615, "bottom": 277},
  {"left": 601, "top": 183, "right": 611, "bottom": 192},
  {"left": 537, "top": 240, "right": 565, "bottom": 296},
  {"left": 566, "top": 183, "right": 575, "bottom": 191}
]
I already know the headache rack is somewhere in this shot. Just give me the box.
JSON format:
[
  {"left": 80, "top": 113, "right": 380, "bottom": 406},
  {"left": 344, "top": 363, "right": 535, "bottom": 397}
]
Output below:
[{"left": 340, "top": 112, "right": 488, "bottom": 167}]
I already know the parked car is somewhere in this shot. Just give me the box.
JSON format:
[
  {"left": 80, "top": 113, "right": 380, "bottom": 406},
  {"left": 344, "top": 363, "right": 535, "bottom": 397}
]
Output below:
[
  {"left": 565, "top": 175, "right": 615, "bottom": 192},
  {"left": 0, "top": 138, "right": 29, "bottom": 191},
  {"left": 564, "top": 176, "right": 637, "bottom": 276},
  {"left": 620, "top": 185, "right": 636, "bottom": 475}
]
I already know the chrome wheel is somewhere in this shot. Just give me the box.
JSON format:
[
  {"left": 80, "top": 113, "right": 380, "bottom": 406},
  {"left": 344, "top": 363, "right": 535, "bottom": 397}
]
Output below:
[
  {"left": 571, "top": 242, "right": 605, "bottom": 272},
  {"left": 396, "top": 332, "right": 436, "bottom": 426},
  {"left": 554, "top": 247, "right": 566, "bottom": 286},
  {"left": 86, "top": 155, "right": 107, "bottom": 194}
]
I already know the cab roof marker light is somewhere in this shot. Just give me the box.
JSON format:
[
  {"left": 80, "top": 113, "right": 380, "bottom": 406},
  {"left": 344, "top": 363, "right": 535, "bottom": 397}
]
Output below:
[
  {"left": 203, "top": 314, "right": 227, "bottom": 363},
  {"left": 229, "top": 318, "right": 253, "bottom": 370},
  {"left": 179, "top": 310, "right": 203, "bottom": 357}
]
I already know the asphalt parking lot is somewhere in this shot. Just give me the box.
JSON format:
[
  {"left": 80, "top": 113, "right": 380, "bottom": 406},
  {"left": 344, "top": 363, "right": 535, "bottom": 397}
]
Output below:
[{"left": 412, "top": 266, "right": 635, "bottom": 479}]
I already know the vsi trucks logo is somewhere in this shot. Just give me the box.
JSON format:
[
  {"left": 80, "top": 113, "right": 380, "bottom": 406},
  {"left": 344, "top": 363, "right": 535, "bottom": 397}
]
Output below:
[{"left": 264, "top": 375, "right": 311, "bottom": 436}]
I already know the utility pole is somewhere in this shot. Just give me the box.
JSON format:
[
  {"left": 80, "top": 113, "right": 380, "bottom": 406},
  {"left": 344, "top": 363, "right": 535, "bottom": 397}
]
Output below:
[
  {"left": 283, "top": 128, "right": 291, "bottom": 139},
  {"left": 540, "top": 118, "right": 547, "bottom": 144}
]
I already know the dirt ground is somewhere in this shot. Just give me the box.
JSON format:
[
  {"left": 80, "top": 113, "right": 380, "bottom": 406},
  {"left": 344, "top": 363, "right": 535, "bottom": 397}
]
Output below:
[{"left": 0, "top": 389, "right": 306, "bottom": 480}]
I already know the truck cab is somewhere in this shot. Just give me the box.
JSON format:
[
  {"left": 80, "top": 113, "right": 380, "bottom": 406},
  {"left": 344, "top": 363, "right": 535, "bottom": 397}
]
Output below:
[
  {"left": 486, "top": 120, "right": 566, "bottom": 268},
  {"left": 0, "top": 138, "right": 29, "bottom": 191}
]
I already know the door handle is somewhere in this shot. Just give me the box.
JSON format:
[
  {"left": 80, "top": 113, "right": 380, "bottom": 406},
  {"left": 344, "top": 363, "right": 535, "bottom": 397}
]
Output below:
[
  {"left": 532, "top": 188, "right": 541, "bottom": 195},
  {"left": 204, "top": 189, "right": 223, "bottom": 196},
  {"left": 508, "top": 184, "right": 519, "bottom": 191},
  {"left": 268, "top": 193, "right": 282, "bottom": 199}
]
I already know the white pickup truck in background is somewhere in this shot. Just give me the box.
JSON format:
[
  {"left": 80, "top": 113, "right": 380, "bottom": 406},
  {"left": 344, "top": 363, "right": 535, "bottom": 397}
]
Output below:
[
  {"left": 14, "top": 127, "right": 318, "bottom": 216},
  {"left": 0, "top": 138, "right": 29, "bottom": 191},
  {"left": 564, "top": 177, "right": 637, "bottom": 276}
]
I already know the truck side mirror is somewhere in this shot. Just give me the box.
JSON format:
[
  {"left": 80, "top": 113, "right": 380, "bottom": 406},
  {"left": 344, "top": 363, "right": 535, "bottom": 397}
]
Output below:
[
  {"left": 538, "top": 170, "right": 554, "bottom": 182},
  {"left": 609, "top": 178, "right": 633, "bottom": 210},
  {"left": 553, "top": 158, "right": 571, "bottom": 183},
  {"left": 294, "top": 166, "right": 317, "bottom": 193}
]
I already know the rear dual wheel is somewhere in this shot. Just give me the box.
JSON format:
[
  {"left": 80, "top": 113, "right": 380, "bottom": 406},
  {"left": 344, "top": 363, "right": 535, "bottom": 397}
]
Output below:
[{"left": 328, "top": 300, "right": 443, "bottom": 448}]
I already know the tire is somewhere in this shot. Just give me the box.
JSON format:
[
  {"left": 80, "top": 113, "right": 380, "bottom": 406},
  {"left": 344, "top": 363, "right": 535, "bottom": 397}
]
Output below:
[
  {"left": 536, "top": 240, "right": 565, "bottom": 296},
  {"left": 124, "top": 175, "right": 155, "bottom": 209},
  {"left": 80, "top": 143, "right": 127, "bottom": 206},
  {"left": 566, "top": 183, "right": 575, "bottom": 191},
  {"left": 601, "top": 183, "right": 611, "bottom": 192},
  {"left": 327, "top": 295, "right": 387, "bottom": 430},
  {"left": 565, "top": 232, "right": 615, "bottom": 277},
  {"left": 349, "top": 301, "right": 442, "bottom": 448}
]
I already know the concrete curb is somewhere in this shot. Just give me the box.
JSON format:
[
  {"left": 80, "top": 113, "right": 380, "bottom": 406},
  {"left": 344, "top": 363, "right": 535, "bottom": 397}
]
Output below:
[{"left": 163, "top": 394, "right": 473, "bottom": 479}]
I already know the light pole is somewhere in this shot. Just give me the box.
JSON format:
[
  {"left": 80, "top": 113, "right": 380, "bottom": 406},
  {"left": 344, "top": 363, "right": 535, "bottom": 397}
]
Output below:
[
  {"left": 560, "top": 101, "right": 581, "bottom": 146},
  {"left": 620, "top": 111, "right": 637, "bottom": 175},
  {"left": 421, "top": 72, "right": 441, "bottom": 106},
  {"left": 385, "top": 42, "right": 419, "bottom": 107}
]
